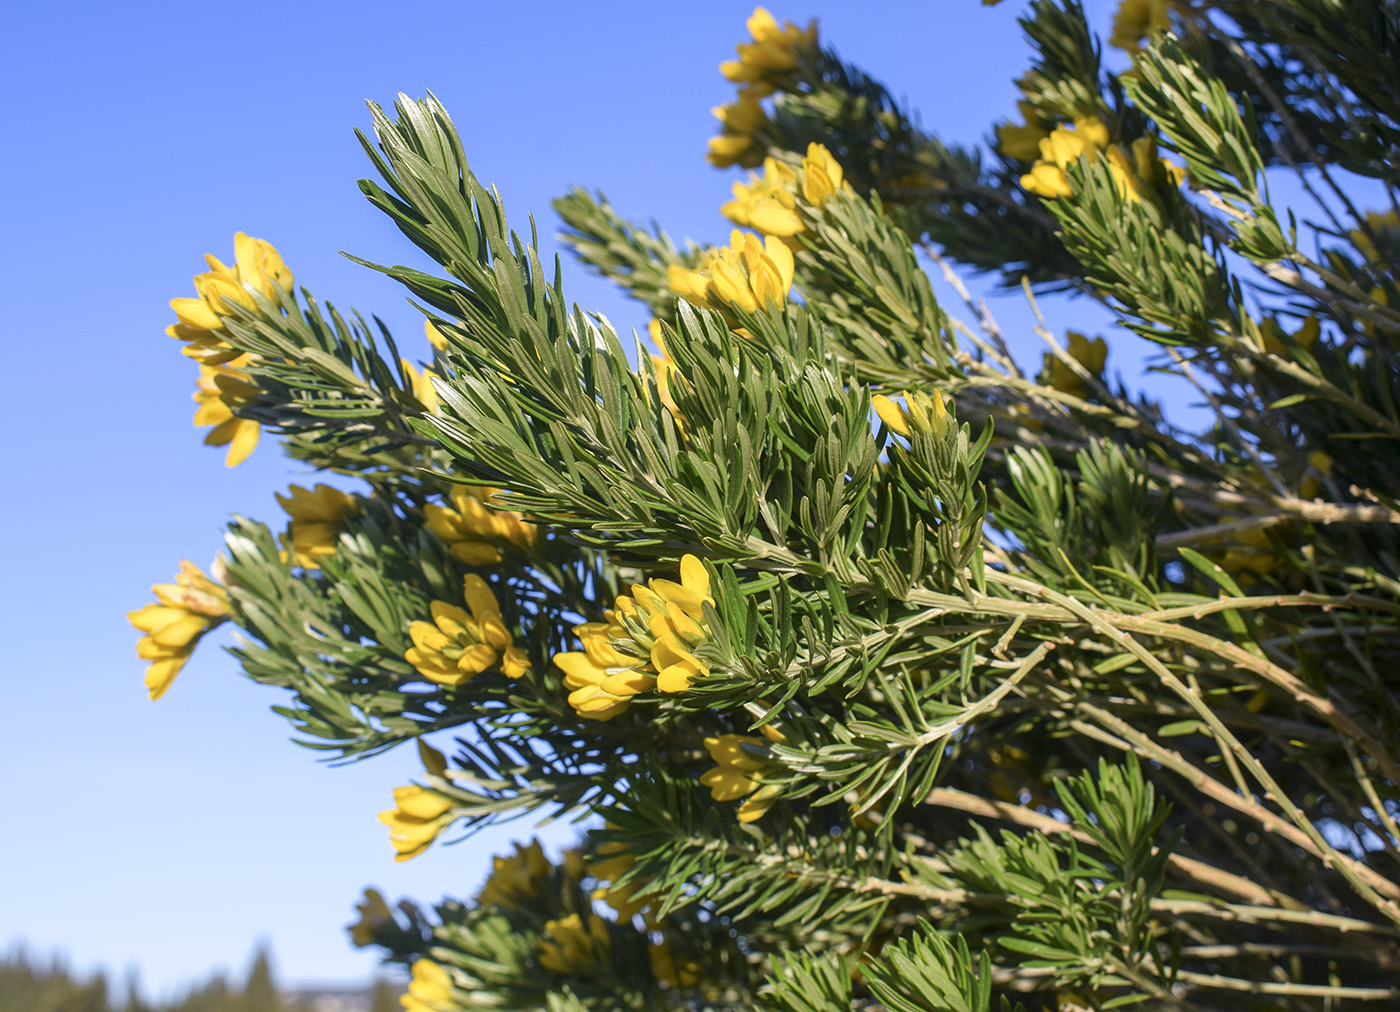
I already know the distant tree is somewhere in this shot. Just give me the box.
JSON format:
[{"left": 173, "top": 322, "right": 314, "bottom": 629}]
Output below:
[
  {"left": 368, "top": 978, "right": 400, "bottom": 1012},
  {"left": 167, "top": 975, "right": 236, "bottom": 1012},
  {"left": 239, "top": 950, "right": 280, "bottom": 1012},
  {"left": 0, "top": 953, "right": 111, "bottom": 1012}
]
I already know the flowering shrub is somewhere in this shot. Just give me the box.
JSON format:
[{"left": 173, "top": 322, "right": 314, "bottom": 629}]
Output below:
[{"left": 134, "top": 3, "right": 1400, "bottom": 1009}]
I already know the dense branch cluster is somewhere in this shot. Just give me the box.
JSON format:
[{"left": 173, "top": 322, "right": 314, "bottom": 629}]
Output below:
[{"left": 133, "top": 2, "right": 1400, "bottom": 1009}]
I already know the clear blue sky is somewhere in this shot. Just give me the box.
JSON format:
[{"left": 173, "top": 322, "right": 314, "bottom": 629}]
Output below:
[{"left": 0, "top": 0, "right": 1135, "bottom": 999}]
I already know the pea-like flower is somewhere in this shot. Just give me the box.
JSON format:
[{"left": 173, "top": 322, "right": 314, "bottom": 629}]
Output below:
[
  {"left": 405, "top": 574, "right": 529, "bottom": 687},
  {"left": 996, "top": 101, "right": 1053, "bottom": 163},
  {"left": 276, "top": 484, "right": 356, "bottom": 568},
  {"left": 668, "top": 230, "right": 794, "bottom": 317},
  {"left": 700, "top": 732, "right": 784, "bottom": 822},
  {"left": 722, "top": 156, "right": 801, "bottom": 236},
  {"left": 1259, "top": 315, "right": 1321, "bottom": 360},
  {"left": 873, "top": 389, "right": 951, "bottom": 439},
  {"left": 707, "top": 89, "right": 770, "bottom": 170},
  {"left": 800, "top": 142, "right": 847, "bottom": 206},
  {"left": 167, "top": 232, "right": 292, "bottom": 366},
  {"left": 346, "top": 888, "right": 395, "bottom": 947},
  {"left": 192, "top": 357, "right": 261, "bottom": 467},
  {"left": 649, "top": 937, "right": 703, "bottom": 990},
  {"left": 587, "top": 839, "right": 655, "bottom": 923},
  {"left": 476, "top": 838, "right": 552, "bottom": 909},
  {"left": 552, "top": 555, "right": 714, "bottom": 721},
  {"left": 722, "top": 144, "right": 847, "bottom": 239},
  {"left": 719, "top": 7, "right": 818, "bottom": 96},
  {"left": 401, "top": 358, "right": 441, "bottom": 415},
  {"left": 1110, "top": 0, "right": 1175, "bottom": 53},
  {"left": 1042, "top": 332, "right": 1109, "bottom": 398},
  {"left": 425, "top": 318, "right": 450, "bottom": 351},
  {"left": 424, "top": 485, "right": 537, "bottom": 565},
  {"left": 128, "top": 560, "right": 230, "bottom": 701},
  {"left": 379, "top": 784, "right": 455, "bottom": 863},
  {"left": 401, "top": 959, "right": 455, "bottom": 1012},
  {"left": 538, "top": 913, "right": 611, "bottom": 975},
  {"left": 1019, "top": 118, "right": 1110, "bottom": 199}
]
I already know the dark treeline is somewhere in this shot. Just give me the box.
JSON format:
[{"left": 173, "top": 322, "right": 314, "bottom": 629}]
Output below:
[{"left": 0, "top": 948, "right": 400, "bottom": 1012}]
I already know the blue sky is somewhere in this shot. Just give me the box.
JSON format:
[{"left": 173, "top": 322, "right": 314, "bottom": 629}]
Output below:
[{"left": 0, "top": 0, "right": 1139, "bottom": 999}]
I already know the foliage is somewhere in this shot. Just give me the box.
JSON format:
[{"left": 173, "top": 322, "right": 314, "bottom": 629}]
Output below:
[
  {"left": 0, "top": 948, "right": 347, "bottom": 1012},
  {"left": 136, "top": 2, "right": 1400, "bottom": 1009}
]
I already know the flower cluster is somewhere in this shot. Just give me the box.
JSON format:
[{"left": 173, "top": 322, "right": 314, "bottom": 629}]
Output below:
[
  {"left": 720, "top": 7, "right": 817, "bottom": 98},
  {"left": 721, "top": 143, "right": 848, "bottom": 241},
  {"left": 1109, "top": 0, "right": 1175, "bottom": 53},
  {"left": 402, "top": 959, "right": 455, "bottom": 1012},
  {"left": 668, "top": 230, "right": 795, "bottom": 318},
  {"left": 346, "top": 888, "right": 395, "bottom": 947},
  {"left": 709, "top": 90, "right": 770, "bottom": 170},
  {"left": 1020, "top": 118, "right": 1184, "bottom": 204},
  {"left": 128, "top": 560, "right": 231, "bottom": 701},
  {"left": 538, "top": 912, "right": 611, "bottom": 975},
  {"left": 873, "top": 389, "right": 951, "bottom": 439},
  {"left": 700, "top": 731, "right": 784, "bottom": 822},
  {"left": 405, "top": 574, "right": 529, "bottom": 687},
  {"left": 192, "top": 358, "right": 261, "bottom": 466},
  {"left": 1043, "top": 331, "right": 1109, "bottom": 398},
  {"left": 277, "top": 483, "right": 356, "bottom": 568},
  {"left": 708, "top": 8, "right": 818, "bottom": 168},
  {"left": 424, "top": 485, "right": 538, "bottom": 565},
  {"left": 996, "top": 101, "right": 1056, "bottom": 163},
  {"left": 553, "top": 555, "right": 714, "bottom": 721},
  {"left": 168, "top": 233, "right": 290, "bottom": 467},
  {"left": 476, "top": 838, "right": 552, "bottom": 909},
  {"left": 167, "top": 232, "right": 291, "bottom": 364},
  {"left": 379, "top": 742, "right": 456, "bottom": 862}
]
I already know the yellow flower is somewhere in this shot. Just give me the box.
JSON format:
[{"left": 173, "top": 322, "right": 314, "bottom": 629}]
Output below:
[
  {"left": 402, "top": 359, "right": 441, "bottom": 415},
  {"left": 379, "top": 784, "right": 454, "bottom": 862},
  {"left": 347, "top": 888, "right": 394, "bottom": 947},
  {"left": 649, "top": 938, "right": 703, "bottom": 990},
  {"left": 586, "top": 839, "right": 656, "bottom": 923},
  {"left": 707, "top": 89, "right": 770, "bottom": 169},
  {"left": 552, "top": 555, "right": 714, "bottom": 721},
  {"left": 800, "top": 142, "right": 846, "bottom": 206},
  {"left": 167, "top": 232, "right": 292, "bottom": 365},
  {"left": 720, "top": 144, "right": 845, "bottom": 238},
  {"left": 476, "top": 838, "right": 552, "bottom": 909},
  {"left": 538, "top": 913, "right": 611, "bottom": 975},
  {"left": 276, "top": 484, "right": 356, "bottom": 568},
  {"left": 1350, "top": 210, "right": 1399, "bottom": 264},
  {"left": 1044, "top": 332, "right": 1109, "bottom": 397},
  {"left": 997, "top": 102, "right": 1052, "bottom": 162},
  {"left": 667, "top": 230, "right": 795, "bottom": 317},
  {"left": 872, "top": 389, "right": 950, "bottom": 439},
  {"left": 1259, "top": 315, "right": 1321, "bottom": 359},
  {"left": 1110, "top": 0, "right": 1174, "bottom": 53},
  {"left": 405, "top": 575, "right": 528, "bottom": 687},
  {"left": 1019, "top": 117, "right": 1110, "bottom": 199},
  {"left": 719, "top": 7, "right": 818, "bottom": 93},
  {"left": 192, "top": 356, "right": 261, "bottom": 467},
  {"left": 401, "top": 959, "right": 454, "bottom": 1012},
  {"left": 425, "top": 319, "right": 450, "bottom": 352},
  {"left": 648, "top": 318, "right": 685, "bottom": 414},
  {"left": 722, "top": 157, "right": 802, "bottom": 237},
  {"left": 128, "top": 561, "right": 231, "bottom": 701},
  {"left": 700, "top": 732, "right": 783, "bottom": 822},
  {"left": 424, "top": 486, "right": 537, "bottom": 565},
  {"left": 1300, "top": 450, "right": 1334, "bottom": 501}
]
